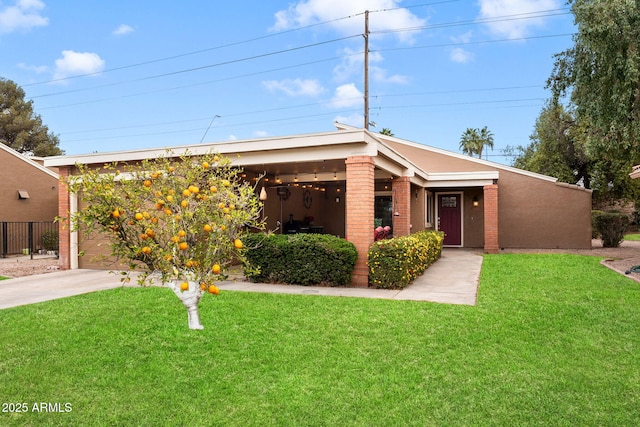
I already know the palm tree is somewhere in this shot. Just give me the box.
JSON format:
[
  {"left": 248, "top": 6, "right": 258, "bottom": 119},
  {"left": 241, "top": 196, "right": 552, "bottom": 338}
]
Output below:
[
  {"left": 459, "top": 128, "right": 479, "bottom": 157},
  {"left": 379, "top": 128, "right": 394, "bottom": 136},
  {"left": 476, "top": 126, "right": 494, "bottom": 159},
  {"left": 459, "top": 126, "right": 494, "bottom": 159}
]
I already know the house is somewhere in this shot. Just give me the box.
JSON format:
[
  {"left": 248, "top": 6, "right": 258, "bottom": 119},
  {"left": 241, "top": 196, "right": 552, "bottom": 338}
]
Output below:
[
  {"left": 45, "top": 125, "right": 592, "bottom": 286},
  {"left": 631, "top": 165, "right": 640, "bottom": 180},
  {"left": 0, "top": 143, "right": 59, "bottom": 222},
  {"left": 0, "top": 143, "right": 59, "bottom": 255}
]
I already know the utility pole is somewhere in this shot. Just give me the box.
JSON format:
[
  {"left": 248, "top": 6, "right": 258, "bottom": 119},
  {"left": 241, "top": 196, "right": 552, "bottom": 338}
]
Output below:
[{"left": 363, "top": 10, "right": 369, "bottom": 130}]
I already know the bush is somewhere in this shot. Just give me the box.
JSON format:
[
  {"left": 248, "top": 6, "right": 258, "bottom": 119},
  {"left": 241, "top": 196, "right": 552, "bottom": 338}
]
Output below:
[
  {"left": 243, "top": 233, "right": 358, "bottom": 286},
  {"left": 41, "top": 229, "right": 59, "bottom": 251},
  {"left": 592, "top": 211, "right": 629, "bottom": 248},
  {"left": 368, "top": 230, "right": 444, "bottom": 289}
]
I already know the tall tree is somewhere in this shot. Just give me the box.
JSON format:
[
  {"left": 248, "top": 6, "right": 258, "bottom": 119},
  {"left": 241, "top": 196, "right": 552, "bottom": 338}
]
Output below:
[
  {"left": 0, "top": 78, "right": 63, "bottom": 156},
  {"left": 459, "top": 126, "right": 494, "bottom": 159},
  {"left": 547, "top": 0, "right": 640, "bottom": 199},
  {"left": 511, "top": 102, "right": 592, "bottom": 187},
  {"left": 379, "top": 128, "right": 394, "bottom": 136}
]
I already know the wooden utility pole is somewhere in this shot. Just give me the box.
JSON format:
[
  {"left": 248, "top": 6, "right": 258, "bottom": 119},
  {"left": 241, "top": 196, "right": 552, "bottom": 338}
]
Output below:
[{"left": 364, "top": 10, "right": 370, "bottom": 130}]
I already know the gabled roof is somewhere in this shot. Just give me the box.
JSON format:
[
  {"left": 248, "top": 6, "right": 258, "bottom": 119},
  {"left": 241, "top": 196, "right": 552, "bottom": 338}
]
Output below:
[
  {"left": 630, "top": 164, "right": 640, "bottom": 180},
  {"left": 0, "top": 142, "right": 59, "bottom": 179}
]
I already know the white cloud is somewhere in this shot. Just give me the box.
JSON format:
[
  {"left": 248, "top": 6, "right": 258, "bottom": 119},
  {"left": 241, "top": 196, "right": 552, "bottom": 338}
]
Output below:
[
  {"left": 331, "top": 83, "right": 363, "bottom": 108},
  {"left": 227, "top": 135, "right": 238, "bottom": 141},
  {"left": 270, "top": 0, "right": 425, "bottom": 43},
  {"left": 253, "top": 130, "right": 269, "bottom": 138},
  {"left": 478, "top": 0, "right": 561, "bottom": 39},
  {"left": 334, "top": 113, "right": 363, "bottom": 127},
  {"left": 333, "top": 47, "right": 405, "bottom": 84},
  {"left": 371, "top": 67, "right": 408, "bottom": 84},
  {"left": 0, "top": 0, "right": 48, "bottom": 34},
  {"left": 450, "top": 48, "right": 474, "bottom": 64},
  {"left": 18, "top": 62, "right": 48, "bottom": 73},
  {"left": 53, "top": 50, "right": 106, "bottom": 81},
  {"left": 262, "top": 78, "right": 325, "bottom": 97},
  {"left": 113, "top": 24, "right": 134, "bottom": 36}
]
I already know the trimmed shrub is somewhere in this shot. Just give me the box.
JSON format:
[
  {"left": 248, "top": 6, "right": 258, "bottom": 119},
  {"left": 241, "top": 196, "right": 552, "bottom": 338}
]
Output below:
[
  {"left": 368, "top": 230, "right": 444, "bottom": 289},
  {"left": 243, "top": 233, "right": 358, "bottom": 286},
  {"left": 592, "top": 211, "right": 629, "bottom": 248},
  {"left": 41, "top": 229, "right": 59, "bottom": 251}
]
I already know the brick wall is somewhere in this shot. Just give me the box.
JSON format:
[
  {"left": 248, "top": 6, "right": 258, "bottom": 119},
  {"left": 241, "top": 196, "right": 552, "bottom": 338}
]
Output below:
[
  {"left": 57, "top": 166, "right": 71, "bottom": 270},
  {"left": 392, "top": 176, "right": 411, "bottom": 236},
  {"left": 483, "top": 184, "right": 499, "bottom": 253},
  {"left": 345, "top": 156, "right": 375, "bottom": 287}
]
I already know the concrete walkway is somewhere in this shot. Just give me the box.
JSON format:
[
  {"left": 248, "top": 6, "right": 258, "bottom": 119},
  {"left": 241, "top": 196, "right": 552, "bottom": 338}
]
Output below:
[{"left": 0, "top": 249, "right": 483, "bottom": 310}]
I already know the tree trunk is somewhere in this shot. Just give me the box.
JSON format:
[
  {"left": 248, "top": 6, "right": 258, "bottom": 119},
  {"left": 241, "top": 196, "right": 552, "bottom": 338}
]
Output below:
[{"left": 169, "top": 280, "right": 204, "bottom": 330}]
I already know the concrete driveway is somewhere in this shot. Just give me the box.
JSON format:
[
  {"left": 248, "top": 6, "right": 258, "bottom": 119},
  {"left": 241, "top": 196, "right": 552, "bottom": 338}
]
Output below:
[{"left": 0, "top": 249, "right": 483, "bottom": 310}]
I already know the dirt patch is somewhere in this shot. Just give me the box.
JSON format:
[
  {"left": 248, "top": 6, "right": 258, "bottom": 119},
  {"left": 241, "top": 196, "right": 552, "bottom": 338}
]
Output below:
[{"left": 0, "top": 256, "right": 60, "bottom": 278}]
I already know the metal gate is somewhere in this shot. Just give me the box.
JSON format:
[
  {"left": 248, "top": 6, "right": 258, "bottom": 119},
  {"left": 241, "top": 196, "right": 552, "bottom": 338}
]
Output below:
[{"left": 0, "top": 222, "right": 58, "bottom": 258}]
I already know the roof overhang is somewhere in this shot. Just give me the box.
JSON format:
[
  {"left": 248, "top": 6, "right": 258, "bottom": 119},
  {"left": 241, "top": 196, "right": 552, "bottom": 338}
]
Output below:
[
  {"left": 630, "top": 165, "right": 640, "bottom": 180},
  {"left": 425, "top": 171, "right": 499, "bottom": 188}
]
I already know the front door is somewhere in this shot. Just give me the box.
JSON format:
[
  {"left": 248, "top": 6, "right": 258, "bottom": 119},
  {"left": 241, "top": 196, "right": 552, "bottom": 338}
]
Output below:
[{"left": 438, "top": 193, "right": 462, "bottom": 246}]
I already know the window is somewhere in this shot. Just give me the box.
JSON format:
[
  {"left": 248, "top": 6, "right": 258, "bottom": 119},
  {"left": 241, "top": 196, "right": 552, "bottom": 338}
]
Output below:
[{"left": 425, "top": 191, "right": 434, "bottom": 227}]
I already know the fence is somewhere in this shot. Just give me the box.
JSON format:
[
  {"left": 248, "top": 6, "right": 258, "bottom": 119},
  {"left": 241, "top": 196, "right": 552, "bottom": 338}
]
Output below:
[{"left": 0, "top": 222, "right": 58, "bottom": 259}]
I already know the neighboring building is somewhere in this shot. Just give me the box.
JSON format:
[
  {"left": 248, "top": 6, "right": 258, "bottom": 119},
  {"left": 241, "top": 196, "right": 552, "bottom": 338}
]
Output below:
[
  {"left": 45, "top": 125, "right": 592, "bottom": 286},
  {"left": 631, "top": 165, "right": 640, "bottom": 180},
  {"left": 0, "top": 143, "right": 59, "bottom": 222}
]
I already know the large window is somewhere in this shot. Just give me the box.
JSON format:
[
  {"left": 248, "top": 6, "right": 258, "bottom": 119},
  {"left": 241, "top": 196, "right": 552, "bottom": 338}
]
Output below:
[{"left": 374, "top": 195, "right": 393, "bottom": 229}]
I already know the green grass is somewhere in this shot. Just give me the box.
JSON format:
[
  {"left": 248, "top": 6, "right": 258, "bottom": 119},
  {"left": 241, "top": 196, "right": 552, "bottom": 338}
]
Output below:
[
  {"left": 0, "top": 276, "right": 9, "bottom": 281},
  {"left": 1, "top": 254, "right": 639, "bottom": 426},
  {"left": 625, "top": 233, "right": 640, "bottom": 241}
]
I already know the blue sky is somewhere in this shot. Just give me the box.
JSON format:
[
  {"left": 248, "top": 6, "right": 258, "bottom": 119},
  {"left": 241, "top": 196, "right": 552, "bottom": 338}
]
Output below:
[{"left": 1, "top": 0, "right": 575, "bottom": 164}]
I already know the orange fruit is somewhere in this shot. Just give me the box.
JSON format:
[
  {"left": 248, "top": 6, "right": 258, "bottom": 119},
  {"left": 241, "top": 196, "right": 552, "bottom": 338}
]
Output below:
[
  {"left": 168, "top": 166, "right": 175, "bottom": 173},
  {"left": 181, "top": 200, "right": 189, "bottom": 208},
  {"left": 151, "top": 172, "right": 160, "bottom": 179},
  {"left": 178, "top": 230, "right": 186, "bottom": 237},
  {"left": 180, "top": 281, "right": 189, "bottom": 291},
  {"left": 112, "top": 209, "right": 121, "bottom": 218},
  {"left": 166, "top": 195, "right": 174, "bottom": 203},
  {"left": 179, "top": 242, "right": 189, "bottom": 250},
  {"left": 141, "top": 246, "right": 152, "bottom": 255},
  {"left": 182, "top": 189, "right": 191, "bottom": 197},
  {"left": 164, "top": 254, "right": 172, "bottom": 261},
  {"left": 164, "top": 208, "right": 172, "bottom": 216},
  {"left": 208, "top": 284, "right": 220, "bottom": 295},
  {"left": 188, "top": 185, "right": 199, "bottom": 194},
  {"left": 203, "top": 224, "right": 212, "bottom": 232},
  {"left": 210, "top": 186, "right": 217, "bottom": 193},
  {"left": 220, "top": 225, "right": 226, "bottom": 231},
  {"left": 171, "top": 236, "right": 180, "bottom": 243},
  {"left": 212, "top": 263, "right": 221, "bottom": 274},
  {"left": 222, "top": 179, "right": 230, "bottom": 187},
  {"left": 218, "top": 202, "right": 226, "bottom": 210},
  {"left": 213, "top": 155, "right": 220, "bottom": 163},
  {"left": 200, "top": 283, "right": 207, "bottom": 291},
  {"left": 185, "top": 259, "right": 195, "bottom": 268},
  {"left": 146, "top": 229, "right": 156, "bottom": 238},
  {"left": 233, "top": 239, "right": 243, "bottom": 249},
  {"left": 202, "top": 161, "right": 209, "bottom": 169},
  {"left": 143, "top": 180, "right": 152, "bottom": 187},
  {"left": 134, "top": 212, "right": 144, "bottom": 221},
  {"left": 140, "top": 233, "right": 148, "bottom": 240},
  {"left": 174, "top": 214, "right": 181, "bottom": 221}
]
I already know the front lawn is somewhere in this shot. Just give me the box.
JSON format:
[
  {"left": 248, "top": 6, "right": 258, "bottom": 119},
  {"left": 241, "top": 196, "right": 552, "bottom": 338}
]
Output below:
[
  {"left": 1, "top": 254, "right": 639, "bottom": 426},
  {"left": 625, "top": 233, "right": 640, "bottom": 241}
]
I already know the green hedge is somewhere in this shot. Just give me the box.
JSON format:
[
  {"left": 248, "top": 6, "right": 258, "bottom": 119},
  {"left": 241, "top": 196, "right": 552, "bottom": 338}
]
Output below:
[
  {"left": 592, "top": 210, "right": 629, "bottom": 248},
  {"left": 368, "top": 230, "right": 444, "bottom": 289},
  {"left": 242, "top": 233, "right": 358, "bottom": 286}
]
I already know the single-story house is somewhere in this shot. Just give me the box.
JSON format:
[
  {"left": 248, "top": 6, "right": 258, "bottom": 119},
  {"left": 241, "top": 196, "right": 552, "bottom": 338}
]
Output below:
[
  {"left": 0, "top": 142, "right": 59, "bottom": 223},
  {"left": 45, "top": 124, "right": 592, "bottom": 286}
]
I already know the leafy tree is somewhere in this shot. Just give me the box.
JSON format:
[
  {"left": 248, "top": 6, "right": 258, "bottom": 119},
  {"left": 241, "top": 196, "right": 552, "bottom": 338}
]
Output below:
[
  {"left": 511, "top": 102, "right": 592, "bottom": 187},
  {"left": 0, "top": 78, "right": 63, "bottom": 156},
  {"left": 547, "top": 0, "right": 640, "bottom": 199},
  {"left": 65, "top": 151, "right": 264, "bottom": 330},
  {"left": 379, "top": 128, "right": 394, "bottom": 136},
  {"left": 459, "top": 126, "right": 494, "bottom": 159}
]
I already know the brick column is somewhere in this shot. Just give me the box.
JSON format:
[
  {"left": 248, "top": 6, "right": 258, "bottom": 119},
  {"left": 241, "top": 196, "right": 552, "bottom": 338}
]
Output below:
[
  {"left": 58, "top": 166, "right": 71, "bottom": 270},
  {"left": 345, "top": 156, "right": 375, "bottom": 287},
  {"left": 483, "top": 184, "right": 499, "bottom": 254},
  {"left": 392, "top": 176, "right": 411, "bottom": 237}
]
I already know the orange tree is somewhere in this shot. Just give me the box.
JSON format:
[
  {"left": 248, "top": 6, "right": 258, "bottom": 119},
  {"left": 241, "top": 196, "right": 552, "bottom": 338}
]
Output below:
[{"left": 65, "top": 150, "right": 264, "bottom": 329}]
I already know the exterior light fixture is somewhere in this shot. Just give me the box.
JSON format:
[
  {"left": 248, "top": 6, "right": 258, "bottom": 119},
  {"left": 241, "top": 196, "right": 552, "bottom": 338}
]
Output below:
[
  {"left": 333, "top": 172, "right": 337, "bottom": 180},
  {"left": 259, "top": 186, "right": 268, "bottom": 201},
  {"left": 335, "top": 196, "right": 340, "bottom": 203},
  {"left": 314, "top": 173, "right": 318, "bottom": 181},
  {"left": 473, "top": 196, "right": 479, "bottom": 207}
]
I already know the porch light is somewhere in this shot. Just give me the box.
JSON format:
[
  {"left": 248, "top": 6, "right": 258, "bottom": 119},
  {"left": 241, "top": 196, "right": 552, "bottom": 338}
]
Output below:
[
  {"left": 473, "top": 196, "right": 479, "bottom": 207},
  {"left": 335, "top": 196, "right": 340, "bottom": 203},
  {"left": 314, "top": 173, "right": 318, "bottom": 181},
  {"left": 259, "top": 186, "right": 267, "bottom": 201},
  {"left": 333, "top": 172, "right": 337, "bottom": 180}
]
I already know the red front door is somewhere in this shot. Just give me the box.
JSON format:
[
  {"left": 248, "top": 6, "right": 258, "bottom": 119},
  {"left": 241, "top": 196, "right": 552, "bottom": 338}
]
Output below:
[{"left": 438, "top": 194, "right": 462, "bottom": 246}]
